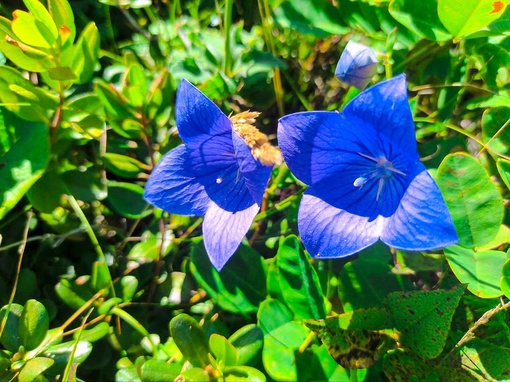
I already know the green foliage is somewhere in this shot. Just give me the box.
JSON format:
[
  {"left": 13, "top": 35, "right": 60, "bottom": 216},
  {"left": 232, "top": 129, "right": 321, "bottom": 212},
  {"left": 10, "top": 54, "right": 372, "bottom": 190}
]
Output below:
[{"left": 0, "top": 0, "right": 508, "bottom": 380}]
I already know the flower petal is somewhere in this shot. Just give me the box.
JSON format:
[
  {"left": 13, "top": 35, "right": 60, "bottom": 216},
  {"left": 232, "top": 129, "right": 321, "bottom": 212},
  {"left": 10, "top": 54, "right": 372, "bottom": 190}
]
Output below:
[
  {"left": 335, "top": 41, "right": 378, "bottom": 90},
  {"left": 298, "top": 193, "right": 382, "bottom": 258},
  {"left": 203, "top": 202, "right": 259, "bottom": 270},
  {"left": 232, "top": 131, "right": 273, "bottom": 205},
  {"left": 343, "top": 74, "right": 418, "bottom": 156},
  {"left": 278, "top": 111, "right": 378, "bottom": 185},
  {"left": 381, "top": 170, "right": 459, "bottom": 250},
  {"left": 144, "top": 145, "right": 210, "bottom": 215},
  {"left": 176, "top": 79, "right": 232, "bottom": 148}
]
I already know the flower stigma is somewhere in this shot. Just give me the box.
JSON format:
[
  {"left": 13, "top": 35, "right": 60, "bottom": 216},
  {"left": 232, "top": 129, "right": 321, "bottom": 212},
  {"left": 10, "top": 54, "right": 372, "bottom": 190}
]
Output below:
[
  {"left": 230, "top": 111, "right": 283, "bottom": 166},
  {"left": 353, "top": 152, "right": 406, "bottom": 201}
]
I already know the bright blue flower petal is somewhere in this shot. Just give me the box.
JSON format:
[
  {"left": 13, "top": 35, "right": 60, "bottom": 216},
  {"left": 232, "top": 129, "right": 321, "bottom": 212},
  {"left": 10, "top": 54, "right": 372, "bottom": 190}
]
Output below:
[
  {"left": 232, "top": 131, "right": 273, "bottom": 205},
  {"left": 176, "top": 79, "right": 232, "bottom": 149},
  {"left": 298, "top": 194, "right": 382, "bottom": 258},
  {"left": 203, "top": 202, "right": 259, "bottom": 270},
  {"left": 278, "top": 111, "right": 369, "bottom": 185},
  {"left": 143, "top": 144, "right": 210, "bottom": 215},
  {"left": 343, "top": 74, "right": 418, "bottom": 157},
  {"left": 381, "top": 170, "right": 459, "bottom": 250},
  {"left": 335, "top": 41, "right": 378, "bottom": 90}
]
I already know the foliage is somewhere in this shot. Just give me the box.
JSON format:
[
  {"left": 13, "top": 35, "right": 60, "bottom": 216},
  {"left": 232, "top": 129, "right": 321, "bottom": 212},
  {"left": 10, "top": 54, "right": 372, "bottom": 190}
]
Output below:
[{"left": 0, "top": 0, "right": 508, "bottom": 380}]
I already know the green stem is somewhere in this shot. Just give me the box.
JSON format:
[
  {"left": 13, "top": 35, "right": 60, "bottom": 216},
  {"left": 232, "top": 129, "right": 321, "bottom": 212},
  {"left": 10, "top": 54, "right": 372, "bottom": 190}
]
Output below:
[
  {"left": 254, "top": 187, "right": 305, "bottom": 222},
  {"left": 223, "top": 0, "right": 233, "bottom": 77}
]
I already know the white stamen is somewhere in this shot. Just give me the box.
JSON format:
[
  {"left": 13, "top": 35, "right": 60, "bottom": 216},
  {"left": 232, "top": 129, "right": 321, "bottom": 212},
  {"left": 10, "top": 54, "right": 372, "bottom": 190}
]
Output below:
[
  {"left": 357, "top": 152, "right": 379, "bottom": 162},
  {"left": 353, "top": 176, "right": 367, "bottom": 188},
  {"left": 376, "top": 178, "right": 385, "bottom": 201}
]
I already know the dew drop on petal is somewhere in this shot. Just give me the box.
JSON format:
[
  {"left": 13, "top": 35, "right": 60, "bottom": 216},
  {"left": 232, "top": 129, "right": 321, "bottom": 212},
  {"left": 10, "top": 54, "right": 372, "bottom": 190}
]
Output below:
[{"left": 216, "top": 177, "right": 222, "bottom": 184}]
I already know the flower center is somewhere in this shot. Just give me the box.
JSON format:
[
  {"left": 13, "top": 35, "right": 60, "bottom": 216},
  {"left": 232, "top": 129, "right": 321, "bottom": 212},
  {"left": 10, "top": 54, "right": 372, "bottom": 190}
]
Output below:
[
  {"left": 230, "top": 111, "right": 282, "bottom": 166},
  {"left": 353, "top": 152, "right": 406, "bottom": 201}
]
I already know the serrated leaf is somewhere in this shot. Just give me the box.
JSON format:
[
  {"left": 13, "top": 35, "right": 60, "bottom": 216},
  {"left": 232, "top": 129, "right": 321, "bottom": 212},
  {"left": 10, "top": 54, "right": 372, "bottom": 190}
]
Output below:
[
  {"left": 445, "top": 245, "right": 507, "bottom": 298},
  {"left": 436, "top": 153, "right": 504, "bottom": 248},
  {"left": 384, "top": 285, "right": 466, "bottom": 359}
]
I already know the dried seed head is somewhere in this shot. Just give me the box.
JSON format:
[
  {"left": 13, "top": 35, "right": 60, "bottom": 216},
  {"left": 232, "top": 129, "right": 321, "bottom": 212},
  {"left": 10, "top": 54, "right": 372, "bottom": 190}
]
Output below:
[{"left": 230, "top": 111, "right": 283, "bottom": 166}]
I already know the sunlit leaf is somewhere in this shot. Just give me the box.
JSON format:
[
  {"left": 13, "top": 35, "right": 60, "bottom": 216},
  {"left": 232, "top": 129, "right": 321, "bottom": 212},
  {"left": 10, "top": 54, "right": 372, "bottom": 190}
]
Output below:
[{"left": 437, "top": 153, "right": 504, "bottom": 248}]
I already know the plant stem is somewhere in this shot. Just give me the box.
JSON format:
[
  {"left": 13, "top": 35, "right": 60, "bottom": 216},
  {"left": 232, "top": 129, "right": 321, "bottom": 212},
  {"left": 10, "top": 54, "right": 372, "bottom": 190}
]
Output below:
[{"left": 223, "top": 0, "right": 233, "bottom": 77}]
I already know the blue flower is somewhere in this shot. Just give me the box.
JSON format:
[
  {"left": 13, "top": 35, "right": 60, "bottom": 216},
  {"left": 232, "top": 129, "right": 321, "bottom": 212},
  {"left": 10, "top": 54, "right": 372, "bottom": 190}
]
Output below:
[
  {"left": 144, "top": 79, "right": 279, "bottom": 270},
  {"left": 335, "top": 41, "right": 378, "bottom": 90},
  {"left": 278, "top": 75, "right": 458, "bottom": 258}
]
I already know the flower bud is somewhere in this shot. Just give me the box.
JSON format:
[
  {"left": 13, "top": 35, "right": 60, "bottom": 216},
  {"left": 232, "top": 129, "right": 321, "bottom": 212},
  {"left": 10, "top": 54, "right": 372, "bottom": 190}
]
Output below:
[{"left": 335, "top": 41, "right": 378, "bottom": 90}]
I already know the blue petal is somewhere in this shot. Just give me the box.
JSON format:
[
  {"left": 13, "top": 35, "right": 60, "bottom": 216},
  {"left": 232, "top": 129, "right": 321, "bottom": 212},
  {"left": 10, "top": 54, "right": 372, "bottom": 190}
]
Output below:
[
  {"left": 203, "top": 202, "right": 259, "bottom": 270},
  {"left": 183, "top": 128, "right": 254, "bottom": 212},
  {"left": 278, "top": 111, "right": 372, "bottom": 185},
  {"left": 232, "top": 131, "right": 273, "bottom": 205},
  {"left": 381, "top": 170, "right": 459, "bottom": 250},
  {"left": 335, "top": 41, "right": 378, "bottom": 90},
  {"left": 144, "top": 145, "right": 210, "bottom": 215},
  {"left": 343, "top": 74, "right": 418, "bottom": 157},
  {"left": 176, "top": 79, "right": 232, "bottom": 149},
  {"left": 298, "top": 193, "right": 382, "bottom": 258}
]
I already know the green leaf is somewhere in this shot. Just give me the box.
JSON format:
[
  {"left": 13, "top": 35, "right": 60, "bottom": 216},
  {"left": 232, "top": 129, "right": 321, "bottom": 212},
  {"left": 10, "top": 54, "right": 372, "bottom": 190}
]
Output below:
[
  {"left": 140, "top": 360, "right": 181, "bottom": 382},
  {"left": 0, "top": 112, "right": 49, "bottom": 220},
  {"left": 26, "top": 169, "right": 67, "bottom": 213},
  {"left": 209, "top": 334, "right": 239, "bottom": 367},
  {"left": 169, "top": 313, "right": 209, "bottom": 368},
  {"left": 55, "top": 278, "right": 94, "bottom": 310},
  {"left": 91, "top": 261, "right": 112, "bottom": 292},
  {"left": 72, "top": 22, "right": 100, "bottom": 84},
  {"left": 384, "top": 285, "right": 466, "bottom": 359},
  {"left": 62, "top": 167, "right": 107, "bottom": 202},
  {"left": 389, "top": 0, "right": 452, "bottom": 41},
  {"left": 48, "top": 66, "right": 77, "bottom": 81},
  {"left": 73, "top": 322, "right": 110, "bottom": 343},
  {"left": 229, "top": 324, "right": 263, "bottom": 367},
  {"left": 305, "top": 309, "right": 394, "bottom": 369},
  {"left": 276, "top": 235, "right": 326, "bottom": 320},
  {"left": 482, "top": 107, "right": 510, "bottom": 157},
  {"left": 497, "top": 158, "right": 510, "bottom": 190},
  {"left": 257, "top": 299, "right": 310, "bottom": 381},
  {"left": 338, "top": 243, "right": 414, "bottom": 311},
  {"left": 19, "top": 299, "right": 49, "bottom": 351},
  {"left": 273, "top": 0, "right": 348, "bottom": 37},
  {"left": 0, "top": 303, "right": 23, "bottom": 352},
  {"left": 189, "top": 240, "right": 267, "bottom": 314},
  {"left": 44, "top": 340, "right": 92, "bottom": 367},
  {"left": 0, "top": 17, "right": 51, "bottom": 72},
  {"left": 499, "top": 254, "right": 510, "bottom": 299},
  {"left": 47, "top": 0, "right": 76, "bottom": 44},
  {"left": 223, "top": 366, "right": 266, "bottom": 382},
  {"left": 107, "top": 181, "right": 150, "bottom": 219},
  {"left": 445, "top": 245, "right": 507, "bottom": 298},
  {"left": 436, "top": 153, "right": 504, "bottom": 248},
  {"left": 23, "top": 0, "right": 59, "bottom": 39},
  {"left": 18, "top": 357, "right": 54, "bottom": 382},
  {"left": 11, "top": 10, "right": 56, "bottom": 49},
  {"left": 438, "top": 0, "right": 508, "bottom": 38},
  {"left": 460, "top": 338, "right": 510, "bottom": 380},
  {"left": 102, "top": 153, "right": 146, "bottom": 178}
]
